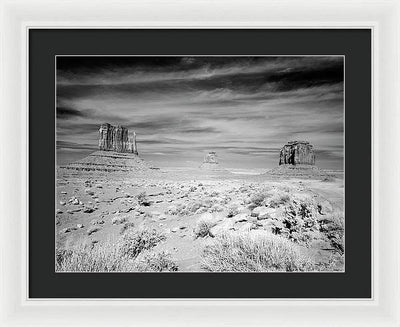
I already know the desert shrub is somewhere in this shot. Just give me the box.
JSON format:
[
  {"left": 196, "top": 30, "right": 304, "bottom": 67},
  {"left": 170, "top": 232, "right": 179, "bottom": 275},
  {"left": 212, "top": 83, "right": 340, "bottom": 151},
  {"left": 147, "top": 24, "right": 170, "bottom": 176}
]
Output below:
[
  {"left": 267, "top": 191, "right": 291, "bottom": 208},
  {"left": 137, "top": 191, "right": 151, "bottom": 206},
  {"left": 194, "top": 215, "right": 217, "bottom": 238},
  {"left": 167, "top": 198, "right": 218, "bottom": 216},
  {"left": 119, "top": 222, "right": 135, "bottom": 234},
  {"left": 319, "top": 212, "right": 344, "bottom": 254},
  {"left": 134, "top": 251, "right": 178, "bottom": 272},
  {"left": 118, "top": 229, "right": 166, "bottom": 259},
  {"left": 201, "top": 231, "right": 315, "bottom": 272},
  {"left": 209, "top": 204, "right": 224, "bottom": 213},
  {"left": 250, "top": 192, "right": 266, "bottom": 206}
]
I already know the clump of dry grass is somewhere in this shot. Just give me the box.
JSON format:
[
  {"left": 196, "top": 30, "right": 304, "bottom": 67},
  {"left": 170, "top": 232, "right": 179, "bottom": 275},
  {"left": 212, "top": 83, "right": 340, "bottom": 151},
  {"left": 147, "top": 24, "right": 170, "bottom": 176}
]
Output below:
[
  {"left": 134, "top": 251, "right": 178, "bottom": 272},
  {"left": 193, "top": 214, "right": 217, "bottom": 238},
  {"left": 201, "top": 231, "right": 315, "bottom": 272},
  {"left": 56, "top": 228, "right": 172, "bottom": 272},
  {"left": 118, "top": 229, "right": 166, "bottom": 259},
  {"left": 137, "top": 191, "right": 151, "bottom": 206},
  {"left": 250, "top": 192, "right": 266, "bottom": 206}
]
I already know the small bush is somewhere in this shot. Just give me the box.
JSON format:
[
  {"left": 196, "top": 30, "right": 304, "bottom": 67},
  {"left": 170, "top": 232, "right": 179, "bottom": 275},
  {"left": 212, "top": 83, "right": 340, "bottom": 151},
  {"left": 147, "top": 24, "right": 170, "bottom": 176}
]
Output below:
[
  {"left": 267, "top": 191, "right": 291, "bottom": 208},
  {"left": 201, "top": 231, "right": 315, "bottom": 272},
  {"left": 134, "top": 251, "right": 179, "bottom": 272},
  {"left": 250, "top": 193, "right": 266, "bottom": 206},
  {"left": 118, "top": 229, "right": 166, "bottom": 259},
  {"left": 194, "top": 215, "right": 217, "bottom": 238},
  {"left": 137, "top": 192, "right": 151, "bottom": 206}
]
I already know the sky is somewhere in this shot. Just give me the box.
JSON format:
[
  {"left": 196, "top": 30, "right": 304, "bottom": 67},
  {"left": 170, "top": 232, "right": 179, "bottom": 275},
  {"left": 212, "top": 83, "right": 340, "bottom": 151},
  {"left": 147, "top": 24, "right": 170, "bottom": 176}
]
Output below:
[{"left": 56, "top": 56, "right": 344, "bottom": 170}]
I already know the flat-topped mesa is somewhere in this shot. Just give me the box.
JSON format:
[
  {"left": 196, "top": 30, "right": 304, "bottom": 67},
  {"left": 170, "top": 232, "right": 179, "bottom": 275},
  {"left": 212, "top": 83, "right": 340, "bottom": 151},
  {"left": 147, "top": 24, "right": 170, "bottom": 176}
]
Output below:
[
  {"left": 279, "top": 140, "right": 315, "bottom": 166},
  {"left": 98, "top": 123, "right": 138, "bottom": 155}
]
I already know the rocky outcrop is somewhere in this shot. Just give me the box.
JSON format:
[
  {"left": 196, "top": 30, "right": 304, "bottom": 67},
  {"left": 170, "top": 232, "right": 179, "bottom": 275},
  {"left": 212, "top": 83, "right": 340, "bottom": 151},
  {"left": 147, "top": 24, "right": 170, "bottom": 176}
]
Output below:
[
  {"left": 59, "top": 124, "right": 155, "bottom": 173},
  {"left": 279, "top": 141, "right": 315, "bottom": 166},
  {"left": 267, "top": 141, "right": 332, "bottom": 178},
  {"left": 98, "top": 123, "right": 138, "bottom": 154}
]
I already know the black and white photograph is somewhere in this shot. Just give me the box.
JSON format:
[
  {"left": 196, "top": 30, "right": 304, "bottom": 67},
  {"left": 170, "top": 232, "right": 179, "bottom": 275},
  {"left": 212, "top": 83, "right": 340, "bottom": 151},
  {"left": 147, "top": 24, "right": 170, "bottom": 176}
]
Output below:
[{"left": 56, "top": 56, "right": 344, "bottom": 272}]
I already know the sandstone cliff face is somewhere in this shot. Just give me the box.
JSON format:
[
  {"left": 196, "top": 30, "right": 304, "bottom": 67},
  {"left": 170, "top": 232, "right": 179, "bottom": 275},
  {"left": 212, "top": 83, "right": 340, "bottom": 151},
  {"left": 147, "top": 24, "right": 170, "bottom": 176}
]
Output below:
[
  {"left": 98, "top": 123, "right": 138, "bottom": 154},
  {"left": 279, "top": 141, "right": 315, "bottom": 166}
]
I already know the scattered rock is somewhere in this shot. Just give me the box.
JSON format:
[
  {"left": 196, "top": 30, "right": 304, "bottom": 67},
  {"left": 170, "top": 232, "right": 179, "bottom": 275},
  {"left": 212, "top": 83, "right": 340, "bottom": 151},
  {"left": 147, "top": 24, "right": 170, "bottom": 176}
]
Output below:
[
  {"left": 85, "top": 188, "right": 95, "bottom": 196},
  {"left": 61, "top": 226, "right": 77, "bottom": 233},
  {"left": 318, "top": 200, "right": 333, "bottom": 215},
  {"left": 87, "top": 226, "right": 101, "bottom": 236},
  {"left": 77, "top": 224, "right": 84, "bottom": 229},
  {"left": 67, "top": 208, "right": 82, "bottom": 214},
  {"left": 91, "top": 219, "right": 105, "bottom": 225},
  {"left": 209, "top": 219, "right": 235, "bottom": 237},
  {"left": 232, "top": 213, "right": 248, "bottom": 223}
]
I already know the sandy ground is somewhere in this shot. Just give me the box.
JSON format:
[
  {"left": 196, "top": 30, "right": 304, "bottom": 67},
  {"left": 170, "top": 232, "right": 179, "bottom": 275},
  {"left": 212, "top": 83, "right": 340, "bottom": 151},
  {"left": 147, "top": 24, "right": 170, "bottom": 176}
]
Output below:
[{"left": 56, "top": 167, "right": 344, "bottom": 272}]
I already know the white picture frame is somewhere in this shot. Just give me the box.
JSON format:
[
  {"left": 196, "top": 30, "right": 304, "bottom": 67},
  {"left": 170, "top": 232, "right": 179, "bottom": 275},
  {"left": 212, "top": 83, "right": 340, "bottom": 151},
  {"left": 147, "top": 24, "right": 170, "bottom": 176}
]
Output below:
[{"left": 0, "top": 0, "right": 399, "bottom": 326}]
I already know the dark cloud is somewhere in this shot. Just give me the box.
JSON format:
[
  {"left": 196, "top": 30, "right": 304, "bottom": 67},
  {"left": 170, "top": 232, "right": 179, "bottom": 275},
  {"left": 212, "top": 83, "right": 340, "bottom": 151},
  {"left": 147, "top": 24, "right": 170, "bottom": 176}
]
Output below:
[{"left": 57, "top": 107, "right": 86, "bottom": 119}]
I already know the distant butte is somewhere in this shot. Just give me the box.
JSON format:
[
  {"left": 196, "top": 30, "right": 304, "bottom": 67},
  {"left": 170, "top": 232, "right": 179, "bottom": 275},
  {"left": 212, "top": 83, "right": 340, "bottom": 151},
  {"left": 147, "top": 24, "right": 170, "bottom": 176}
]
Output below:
[
  {"left": 268, "top": 141, "right": 330, "bottom": 178},
  {"left": 199, "top": 151, "right": 225, "bottom": 171},
  {"left": 279, "top": 140, "right": 315, "bottom": 166}
]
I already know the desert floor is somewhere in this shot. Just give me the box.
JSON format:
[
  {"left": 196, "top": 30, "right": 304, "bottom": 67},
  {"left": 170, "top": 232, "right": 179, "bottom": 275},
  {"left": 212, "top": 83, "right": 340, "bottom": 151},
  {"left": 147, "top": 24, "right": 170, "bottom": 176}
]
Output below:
[{"left": 56, "top": 167, "right": 344, "bottom": 272}]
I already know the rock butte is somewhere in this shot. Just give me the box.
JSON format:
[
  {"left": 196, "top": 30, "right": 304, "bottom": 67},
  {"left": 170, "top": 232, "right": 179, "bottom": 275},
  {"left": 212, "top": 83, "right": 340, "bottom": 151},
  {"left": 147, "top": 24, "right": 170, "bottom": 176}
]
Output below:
[
  {"left": 199, "top": 152, "right": 225, "bottom": 171},
  {"left": 269, "top": 141, "right": 330, "bottom": 178},
  {"left": 60, "top": 123, "right": 155, "bottom": 173},
  {"left": 279, "top": 141, "right": 315, "bottom": 166},
  {"left": 99, "top": 123, "right": 138, "bottom": 155}
]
